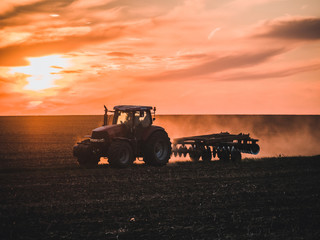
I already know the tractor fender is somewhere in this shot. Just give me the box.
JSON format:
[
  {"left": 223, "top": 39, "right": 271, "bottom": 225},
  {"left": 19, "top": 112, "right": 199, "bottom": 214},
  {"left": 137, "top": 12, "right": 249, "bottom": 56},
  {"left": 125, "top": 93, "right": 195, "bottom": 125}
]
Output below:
[{"left": 142, "top": 126, "right": 166, "bottom": 141}]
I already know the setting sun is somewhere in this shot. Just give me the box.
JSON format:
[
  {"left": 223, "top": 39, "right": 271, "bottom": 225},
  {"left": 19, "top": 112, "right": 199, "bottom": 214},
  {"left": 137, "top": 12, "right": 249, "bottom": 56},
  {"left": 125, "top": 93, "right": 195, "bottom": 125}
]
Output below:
[{"left": 10, "top": 55, "right": 69, "bottom": 91}]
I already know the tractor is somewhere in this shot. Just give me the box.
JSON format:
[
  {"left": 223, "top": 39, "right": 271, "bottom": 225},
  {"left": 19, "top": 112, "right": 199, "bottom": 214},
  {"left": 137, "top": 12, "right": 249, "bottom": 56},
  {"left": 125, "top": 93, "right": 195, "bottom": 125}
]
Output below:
[{"left": 73, "top": 105, "right": 171, "bottom": 168}]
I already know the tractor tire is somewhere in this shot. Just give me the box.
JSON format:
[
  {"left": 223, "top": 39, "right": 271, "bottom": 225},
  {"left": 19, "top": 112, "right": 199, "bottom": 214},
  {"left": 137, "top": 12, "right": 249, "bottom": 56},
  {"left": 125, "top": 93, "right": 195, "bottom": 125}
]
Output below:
[
  {"left": 108, "top": 140, "right": 134, "bottom": 168},
  {"left": 74, "top": 141, "right": 99, "bottom": 168},
  {"left": 144, "top": 131, "right": 171, "bottom": 166}
]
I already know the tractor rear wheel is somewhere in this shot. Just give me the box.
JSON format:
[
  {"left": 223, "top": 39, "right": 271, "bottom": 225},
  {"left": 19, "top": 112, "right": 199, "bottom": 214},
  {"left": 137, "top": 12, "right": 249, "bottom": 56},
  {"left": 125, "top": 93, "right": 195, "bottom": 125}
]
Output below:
[
  {"left": 144, "top": 131, "right": 171, "bottom": 166},
  {"left": 108, "top": 140, "right": 134, "bottom": 168}
]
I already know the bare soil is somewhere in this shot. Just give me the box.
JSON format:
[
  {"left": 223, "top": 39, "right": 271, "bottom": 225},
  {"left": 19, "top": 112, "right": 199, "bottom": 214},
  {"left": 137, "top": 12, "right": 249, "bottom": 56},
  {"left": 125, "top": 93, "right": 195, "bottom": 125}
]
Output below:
[{"left": 1, "top": 156, "right": 320, "bottom": 240}]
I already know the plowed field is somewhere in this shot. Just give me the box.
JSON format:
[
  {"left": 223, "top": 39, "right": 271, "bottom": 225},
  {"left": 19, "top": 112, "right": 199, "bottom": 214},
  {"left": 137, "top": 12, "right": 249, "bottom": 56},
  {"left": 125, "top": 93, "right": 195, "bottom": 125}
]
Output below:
[{"left": 1, "top": 156, "right": 320, "bottom": 240}]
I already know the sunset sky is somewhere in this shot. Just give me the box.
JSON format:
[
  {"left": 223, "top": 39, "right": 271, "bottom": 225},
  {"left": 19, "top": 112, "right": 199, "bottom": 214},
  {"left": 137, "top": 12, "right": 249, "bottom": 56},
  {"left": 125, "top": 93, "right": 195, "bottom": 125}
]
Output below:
[{"left": 0, "top": 0, "right": 319, "bottom": 115}]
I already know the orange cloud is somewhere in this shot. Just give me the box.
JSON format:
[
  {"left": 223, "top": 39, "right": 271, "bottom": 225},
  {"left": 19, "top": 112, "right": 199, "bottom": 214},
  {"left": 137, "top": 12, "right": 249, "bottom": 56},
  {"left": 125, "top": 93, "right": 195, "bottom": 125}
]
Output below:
[
  {"left": 107, "top": 52, "right": 134, "bottom": 57},
  {"left": 136, "top": 48, "right": 287, "bottom": 81},
  {"left": 217, "top": 62, "right": 320, "bottom": 81},
  {"left": 0, "top": 25, "right": 126, "bottom": 66}
]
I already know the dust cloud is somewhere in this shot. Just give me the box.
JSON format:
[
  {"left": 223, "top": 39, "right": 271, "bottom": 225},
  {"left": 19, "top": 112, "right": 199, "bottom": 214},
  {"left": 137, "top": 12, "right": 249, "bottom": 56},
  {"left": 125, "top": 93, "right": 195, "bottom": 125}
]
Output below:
[
  {"left": 0, "top": 115, "right": 318, "bottom": 169},
  {"left": 155, "top": 115, "right": 320, "bottom": 158}
]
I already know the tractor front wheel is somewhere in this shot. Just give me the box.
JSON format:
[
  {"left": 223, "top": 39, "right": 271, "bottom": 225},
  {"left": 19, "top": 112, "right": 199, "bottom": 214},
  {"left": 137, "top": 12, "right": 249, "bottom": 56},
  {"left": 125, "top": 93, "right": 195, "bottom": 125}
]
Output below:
[
  {"left": 74, "top": 141, "right": 99, "bottom": 168},
  {"left": 108, "top": 140, "right": 134, "bottom": 168}
]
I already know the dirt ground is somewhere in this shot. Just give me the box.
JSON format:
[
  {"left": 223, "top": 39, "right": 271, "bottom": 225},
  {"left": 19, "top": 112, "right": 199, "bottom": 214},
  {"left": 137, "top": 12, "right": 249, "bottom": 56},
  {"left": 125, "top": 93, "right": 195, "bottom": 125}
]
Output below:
[{"left": 1, "top": 156, "right": 320, "bottom": 240}]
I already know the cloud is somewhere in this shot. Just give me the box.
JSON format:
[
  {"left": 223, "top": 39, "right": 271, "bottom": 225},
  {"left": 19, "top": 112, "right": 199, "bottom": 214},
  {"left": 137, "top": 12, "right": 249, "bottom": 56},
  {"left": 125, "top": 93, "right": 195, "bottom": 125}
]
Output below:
[
  {"left": 107, "top": 52, "right": 134, "bottom": 57},
  {"left": 51, "top": 70, "right": 83, "bottom": 74},
  {"left": 137, "top": 48, "right": 286, "bottom": 81},
  {"left": 28, "top": 100, "right": 43, "bottom": 108},
  {"left": 255, "top": 17, "right": 320, "bottom": 40},
  {"left": 0, "top": 25, "right": 125, "bottom": 66},
  {"left": 218, "top": 62, "right": 320, "bottom": 81},
  {"left": 68, "top": 0, "right": 114, "bottom": 9},
  {"left": 0, "top": 0, "right": 73, "bottom": 20},
  {"left": 208, "top": 27, "right": 221, "bottom": 40},
  {"left": 0, "top": 72, "right": 30, "bottom": 114},
  {"left": 178, "top": 53, "right": 207, "bottom": 60},
  {"left": 226, "top": 0, "right": 283, "bottom": 9},
  {"left": 51, "top": 66, "right": 63, "bottom": 69},
  {"left": 0, "top": 0, "right": 42, "bottom": 15}
]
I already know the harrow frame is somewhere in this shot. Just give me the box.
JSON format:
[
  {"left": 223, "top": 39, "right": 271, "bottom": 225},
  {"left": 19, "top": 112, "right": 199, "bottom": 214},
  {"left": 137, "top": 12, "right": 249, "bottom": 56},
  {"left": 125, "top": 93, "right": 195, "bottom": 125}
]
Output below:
[{"left": 172, "top": 132, "right": 259, "bottom": 162}]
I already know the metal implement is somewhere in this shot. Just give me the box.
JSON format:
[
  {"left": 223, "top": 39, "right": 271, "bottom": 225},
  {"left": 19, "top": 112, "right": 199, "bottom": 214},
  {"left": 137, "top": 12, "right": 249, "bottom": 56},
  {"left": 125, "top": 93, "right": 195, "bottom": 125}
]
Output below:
[{"left": 172, "top": 132, "right": 259, "bottom": 162}]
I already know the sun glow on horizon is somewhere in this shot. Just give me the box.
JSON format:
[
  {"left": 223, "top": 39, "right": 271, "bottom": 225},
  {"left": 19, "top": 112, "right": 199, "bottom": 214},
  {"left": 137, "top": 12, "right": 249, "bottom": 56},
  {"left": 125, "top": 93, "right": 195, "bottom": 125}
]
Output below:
[
  {"left": 10, "top": 55, "right": 70, "bottom": 91},
  {"left": 0, "top": 0, "right": 319, "bottom": 115}
]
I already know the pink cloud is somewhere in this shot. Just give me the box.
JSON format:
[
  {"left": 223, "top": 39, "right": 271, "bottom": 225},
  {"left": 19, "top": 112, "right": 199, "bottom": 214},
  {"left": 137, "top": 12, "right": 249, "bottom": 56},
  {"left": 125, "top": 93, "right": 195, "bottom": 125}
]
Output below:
[
  {"left": 217, "top": 62, "right": 320, "bottom": 81},
  {"left": 0, "top": 25, "right": 126, "bottom": 66},
  {"left": 107, "top": 52, "right": 134, "bottom": 57},
  {"left": 136, "top": 48, "right": 287, "bottom": 81}
]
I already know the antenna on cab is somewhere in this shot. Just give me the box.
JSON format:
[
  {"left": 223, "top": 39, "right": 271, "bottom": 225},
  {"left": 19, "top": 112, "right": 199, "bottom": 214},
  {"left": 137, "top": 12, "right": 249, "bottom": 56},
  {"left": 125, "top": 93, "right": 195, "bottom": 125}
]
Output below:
[
  {"left": 103, "top": 105, "right": 108, "bottom": 126},
  {"left": 153, "top": 107, "right": 156, "bottom": 121}
]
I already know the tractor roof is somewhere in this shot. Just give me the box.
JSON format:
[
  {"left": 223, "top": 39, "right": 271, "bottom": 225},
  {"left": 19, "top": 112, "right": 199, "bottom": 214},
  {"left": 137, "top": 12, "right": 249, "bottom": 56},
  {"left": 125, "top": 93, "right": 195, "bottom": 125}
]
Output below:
[{"left": 114, "top": 105, "right": 153, "bottom": 111}]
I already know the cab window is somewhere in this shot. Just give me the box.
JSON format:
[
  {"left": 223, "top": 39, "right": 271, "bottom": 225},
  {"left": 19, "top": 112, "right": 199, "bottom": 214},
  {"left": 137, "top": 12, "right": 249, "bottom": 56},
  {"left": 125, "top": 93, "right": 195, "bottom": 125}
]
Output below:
[
  {"left": 134, "top": 111, "right": 151, "bottom": 127},
  {"left": 115, "top": 111, "right": 132, "bottom": 125}
]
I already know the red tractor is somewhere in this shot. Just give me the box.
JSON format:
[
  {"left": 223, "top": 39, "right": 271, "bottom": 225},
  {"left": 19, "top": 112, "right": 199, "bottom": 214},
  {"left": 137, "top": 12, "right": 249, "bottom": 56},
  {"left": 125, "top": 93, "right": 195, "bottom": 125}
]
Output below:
[{"left": 73, "top": 105, "right": 171, "bottom": 168}]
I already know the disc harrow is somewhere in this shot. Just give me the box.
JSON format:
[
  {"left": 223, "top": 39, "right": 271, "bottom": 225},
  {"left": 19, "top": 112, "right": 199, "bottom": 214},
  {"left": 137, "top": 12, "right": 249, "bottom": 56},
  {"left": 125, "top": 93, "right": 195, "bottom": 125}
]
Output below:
[{"left": 172, "top": 132, "right": 259, "bottom": 162}]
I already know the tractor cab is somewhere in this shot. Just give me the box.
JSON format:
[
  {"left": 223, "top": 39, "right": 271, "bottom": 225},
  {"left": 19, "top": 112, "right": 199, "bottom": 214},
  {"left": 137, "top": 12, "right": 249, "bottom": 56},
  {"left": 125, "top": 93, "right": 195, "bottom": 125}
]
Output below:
[
  {"left": 104, "top": 105, "right": 154, "bottom": 131},
  {"left": 112, "top": 105, "right": 155, "bottom": 139}
]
